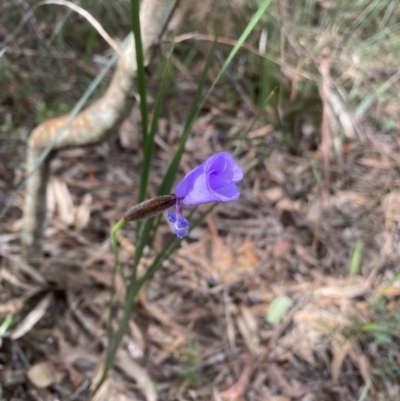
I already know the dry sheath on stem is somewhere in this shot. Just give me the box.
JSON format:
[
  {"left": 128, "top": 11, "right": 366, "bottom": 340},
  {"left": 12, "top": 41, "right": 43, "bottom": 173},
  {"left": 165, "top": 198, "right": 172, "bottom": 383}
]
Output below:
[{"left": 22, "top": 0, "right": 178, "bottom": 264}]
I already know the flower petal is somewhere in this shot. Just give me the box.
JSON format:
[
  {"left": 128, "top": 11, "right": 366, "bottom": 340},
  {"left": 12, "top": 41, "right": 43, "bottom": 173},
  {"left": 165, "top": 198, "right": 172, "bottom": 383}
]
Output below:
[
  {"left": 174, "top": 164, "right": 204, "bottom": 199},
  {"left": 180, "top": 172, "right": 220, "bottom": 205},
  {"left": 208, "top": 174, "right": 240, "bottom": 201},
  {"left": 174, "top": 217, "right": 189, "bottom": 238},
  {"left": 167, "top": 210, "right": 177, "bottom": 223},
  {"left": 175, "top": 152, "right": 243, "bottom": 206}
]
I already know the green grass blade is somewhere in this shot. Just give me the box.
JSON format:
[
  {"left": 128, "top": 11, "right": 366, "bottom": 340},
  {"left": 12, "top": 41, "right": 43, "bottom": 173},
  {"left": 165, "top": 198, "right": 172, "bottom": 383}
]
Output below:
[
  {"left": 98, "top": 141, "right": 282, "bottom": 395},
  {"left": 357, "top": 379, "right": 370, "bottom": 401},
  {"left": 138, "top": 46, "right": 174, "bottom": 203},
  {"left": 148, "top": 36, "right": 219, "bottom": 236},
  {"left": 157, "top": 39, "right": 218, "bottom": 197},
  {"left": 350, "top": 238, "right": 362, "bottom": 277},
  {"left": 0, "top": 313, "right": 13, "bottom": 337},
  {"left": 159, "top": 0, "right": 273, "bottom": 198},
  {"left": 204, "top": 0, "right": 273, "bottom": 101},
  {"left": 130, "top": 0, "right": 148, "bottom": 149}
]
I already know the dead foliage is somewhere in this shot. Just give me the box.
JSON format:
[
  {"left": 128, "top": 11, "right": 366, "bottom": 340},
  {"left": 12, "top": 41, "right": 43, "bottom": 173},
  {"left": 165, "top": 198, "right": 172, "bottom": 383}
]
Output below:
[
  {"left": 2, "top": 1, "right": 400, "bottom": 400},
  {"left": 1, "top": 98, "right": 400, "bottom": 399}
]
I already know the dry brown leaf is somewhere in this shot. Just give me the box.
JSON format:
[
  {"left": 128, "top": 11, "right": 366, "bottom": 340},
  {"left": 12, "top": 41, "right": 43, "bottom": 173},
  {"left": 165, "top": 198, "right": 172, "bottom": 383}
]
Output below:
[
  {"left": 266, "top": 397, "right": 290, "bottom": 401},
  {"left": 11, "top": 293, "right": 53, "bottom": 340},
  {"left": 275, "top": 198, "right": 302, "bottom": 212},
  {"left": 378, "top": 286, "right": 400, "bottom": 298},
  {"left": 263, "top": 186, "right": 284, "bottom": 202},
  {"left": 264, "top": 154, "right": 286, "bottom": 184},
  {"left": 247, "top": 124, "right": 273, "bottom": 139},
  {"left": 0, "top": 296, "right": 25, "bottom": 316},
  {"left": 1, "top": 252, "right": 47, "bottom": 285},
  {"left": 357, "top": 158, "right": 393, "bottom": 169},
  {"left": 91, "top": 376, "right": 112, "bottom": 401},
  {"left": 206, "top": 215, "right": 224, "bottom": 251},
  {"left": 147, "top": 324, "right": 176, "bottom": 346},
  {"left": 236, "top": 306, "right": 260, "bottom": 356},
  {"left": 220, "top": 354, "right": 251, "bottom": 400},
  {"left": 139, "top": 289, "right": 187, "bottom": 343},
  {"left": 75, "top": 193, "right": 92, "bottom": 231},
  {"left": 0, "top": 268, "right": 36, "bottom": 291},
  {"left": 294, "top": 244, "right": 319, "bottom": 266},
  {"left": 128, "top": 320, "right": 146, "bottom": 359},
  {"left": 383, "top": 190, "right": 400, "bottom": 230},
  {"left": 116, "top": 349, "right": 157, "bottom": 401},
  {"left": 64, "top": 363, "right": 83, "bottom": 390},
  {"left": 116, "top": 230, "right": 135, "bottom": 253},
  {"left": 331, "top": 339, "right": 351, "bottom": 382},
  {"left": 238, "top": 238, "right": 259, "bottom": 265},
  {"left": 212, "top": 247, "right": 235, "bottom": 282},
  {"left": 27, "top": 361, "right": 65, "bottom": 388},
  {"left": 273, "top": 239, "right": 291, "bottom": 259},
  {"left": 358, "top": 353, "right": 370, "bottom": 383},
  {"left": 293, "top": 308, "right": 350, "bottom": 332},
  {"left": 348, "top": 348, "right": 377, "bottom": 395},
  {"left": 119, "top": 110, "right": 139, "bottom": 150},
  {"left": 49, "top": 178, "right": 75, "bottom": 225},
  {"left": 267, "top": 363, "right": 309, "bottom": 398},
  {"left": 277, "top": 317, "right": 327, "bottom": 366},
  {"left": 328, "top": 91, "right": 357, "bottom": 139},
  {"left": 314, "top": 278, "right": 369, "bottom": 299},
  {"left": 90, "top": 357, "right": 111, "bottom": 401}
]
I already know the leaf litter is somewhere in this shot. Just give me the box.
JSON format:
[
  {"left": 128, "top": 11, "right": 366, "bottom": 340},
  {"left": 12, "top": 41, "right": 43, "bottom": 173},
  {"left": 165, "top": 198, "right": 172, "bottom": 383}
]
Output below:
[
  {"left": 1, "top": 4, "right": 400, "bottom": 401},
  {"left": 2, "top": 102, "right": 399, "bottom": 400}
]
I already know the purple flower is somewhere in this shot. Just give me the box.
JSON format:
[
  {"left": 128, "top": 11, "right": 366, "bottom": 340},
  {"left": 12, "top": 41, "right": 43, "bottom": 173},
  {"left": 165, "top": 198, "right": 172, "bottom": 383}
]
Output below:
[
  {"left": 167, "top": 152, "right": 243, "bottom": 238},
  {"left": 175, "top": 152, "right": 243, "bottom": 205}
]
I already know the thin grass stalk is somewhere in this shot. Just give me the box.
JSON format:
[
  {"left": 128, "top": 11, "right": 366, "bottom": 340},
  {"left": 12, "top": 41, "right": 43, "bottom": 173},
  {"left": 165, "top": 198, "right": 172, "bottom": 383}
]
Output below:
[
  {"left": 102, "top": 141, "right": 282, "bottom": 394},
  {"left": 130, "top": 0, "right": 148, "bottom": 151},
  {"left": 203, "top": 0, "right": 273, "bottom": 102},
  {"left": 133, "top": 47, "right": 174, "bottom": 258},
  {"left": 100, "top": 0, "right": 275, "bottom": 394},
  {"left": 148, "top": 37, "right": 219, "bottom": 237},
  {"left": 140, "top": 45, "right": 174, "bottom": 200}
]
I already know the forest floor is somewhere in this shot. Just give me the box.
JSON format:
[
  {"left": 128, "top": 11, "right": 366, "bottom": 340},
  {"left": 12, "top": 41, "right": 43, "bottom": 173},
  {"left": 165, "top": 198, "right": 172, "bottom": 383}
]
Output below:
[
  {"left": 2, "top": 98, "right": 400, "bottom": 401},
  {"left": 1, "top": 1, "right": 400, "bottom": 401}
]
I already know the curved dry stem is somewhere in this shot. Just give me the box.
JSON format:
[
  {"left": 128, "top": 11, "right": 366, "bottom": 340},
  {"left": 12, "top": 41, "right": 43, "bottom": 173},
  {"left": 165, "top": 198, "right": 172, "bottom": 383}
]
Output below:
[
  {"left": 22, "top": 0, "right": 179, "bottom": 263},
  {"left": 37, "top": 0, "right": 121, "bottom": 53}
]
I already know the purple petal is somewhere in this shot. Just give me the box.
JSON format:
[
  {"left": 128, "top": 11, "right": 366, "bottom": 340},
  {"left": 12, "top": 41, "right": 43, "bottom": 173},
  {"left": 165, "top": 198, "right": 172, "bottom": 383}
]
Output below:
[
  {"left": 167, "top": 210, "right": 177, "bottom": 223},
  {"left": 180, "top": 172, "right": 220, "bottom": 205},
  {"left": 174, "top": 217, "right": 189, "bottom": 238},
  {"left": 205, "top": 152, "right": 243, "bottom": 182},
  {"left": 207, "top": 174, "right": 240, "bottom": 201},
  {"left": 175, "top": 152, "right": 243, "bottom": 206},
  {"left": 174, "top": 164, "right": 205, "bottom": 199},
  {"left": 229, "top": 162, "right": 243, "bottom": 182}
]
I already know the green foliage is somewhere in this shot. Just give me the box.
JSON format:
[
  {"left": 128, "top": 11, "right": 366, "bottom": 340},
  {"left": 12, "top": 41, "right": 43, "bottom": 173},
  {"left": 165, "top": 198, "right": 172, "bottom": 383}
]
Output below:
[
  {"left": 35, "top": 100, "right": 69, "bottom": 124},
  {"left": 350, "top": 238, "right": 363, "bottom": 277},
  {"left": 344, "top": 304, "right": 400, "bottom": 387},
  {"left": 0, "top": 313, "right": 13, "bottom": 337},
  {"left": 0, "top": 114, "right": 17, "bottom": 136},
  {"left": 182, "top": 340, "right": 202, "bottom": 387},
  {"left": 266, "top": 296, "right": 293, "bottom": 324}
]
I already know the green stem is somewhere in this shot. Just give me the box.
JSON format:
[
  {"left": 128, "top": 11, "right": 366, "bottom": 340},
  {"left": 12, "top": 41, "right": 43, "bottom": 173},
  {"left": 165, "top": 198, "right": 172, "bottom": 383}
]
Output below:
[
  {"left": 130, "top": 0, "right": 148, "bottom": 148},
  {"left": 111, "top": 218, "right": 127, "bottom": 284},
  {"left": 92, "top": 217, "right": 127, "bottom": 396}
]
